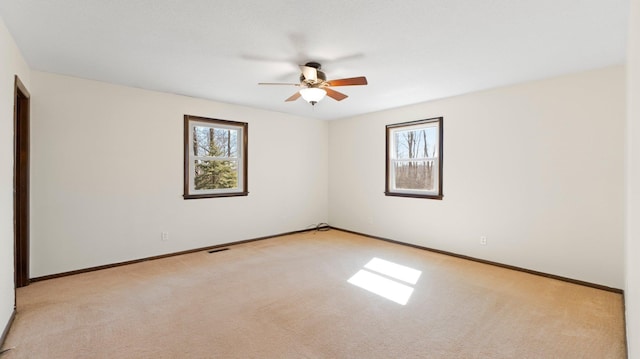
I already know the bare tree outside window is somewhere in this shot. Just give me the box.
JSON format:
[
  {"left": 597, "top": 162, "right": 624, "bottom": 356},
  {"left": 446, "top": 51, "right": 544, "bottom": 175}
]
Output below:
[
  {"left": 386, "top": 117, "right": 443, "bottom": 199},
  {"left": 184, "top": 115, "right": 248, "bottom": 199}
]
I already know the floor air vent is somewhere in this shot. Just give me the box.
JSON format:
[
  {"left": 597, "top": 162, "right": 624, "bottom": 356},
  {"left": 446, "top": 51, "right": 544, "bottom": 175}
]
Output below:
[{"left": 208, "top": 248, "right": 230, "bottom": 254}]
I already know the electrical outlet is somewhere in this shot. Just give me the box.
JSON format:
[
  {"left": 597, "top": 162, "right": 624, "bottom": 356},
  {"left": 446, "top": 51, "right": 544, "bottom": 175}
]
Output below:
[
  {"left": 161, "top": 232, "right": 169, "bottom": 241},
  {"left": 480, "top": 236, "right": 487, "bottom": 245}
]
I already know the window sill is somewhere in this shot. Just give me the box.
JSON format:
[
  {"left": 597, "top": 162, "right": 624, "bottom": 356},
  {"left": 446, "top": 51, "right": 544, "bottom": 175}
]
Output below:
[
  {"left": 384, "top": 191, "right": 443, "bottom": 200},
  {"left": 183, "top": 191, "right": 249, "bottom": 200}
]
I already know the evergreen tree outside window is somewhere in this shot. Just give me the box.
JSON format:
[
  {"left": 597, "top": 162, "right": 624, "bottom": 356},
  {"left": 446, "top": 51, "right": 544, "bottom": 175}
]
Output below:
[
  {"left": 184, "top": 115, "right": 248, "bottom": 199},
  {"left": 385, "top": 117, "right": 443, "bottom": 199}
]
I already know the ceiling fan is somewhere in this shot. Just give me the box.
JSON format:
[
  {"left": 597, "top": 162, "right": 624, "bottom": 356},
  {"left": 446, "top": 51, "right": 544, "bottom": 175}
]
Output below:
[{"left": 258, "top": 62, "right": 368, "bottom": 106}]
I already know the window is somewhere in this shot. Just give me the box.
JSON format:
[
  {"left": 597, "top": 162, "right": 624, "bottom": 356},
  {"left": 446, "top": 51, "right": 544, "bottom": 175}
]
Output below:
[
  {"left": 385, "top": 117, "right": 443, "bottom": 199},
  {"left": 184, "top": 115, "right": 248, "bottom": 199}
]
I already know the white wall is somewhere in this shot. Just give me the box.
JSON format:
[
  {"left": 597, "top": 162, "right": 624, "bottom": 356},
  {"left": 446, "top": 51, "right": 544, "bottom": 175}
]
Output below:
[
  {"left": 329, "top": 66, "right": 626, "bottom": 289},
  {"left": 29, "top": 71, "right": 328, "bottom": 277},
  {"left": 0, "top": 16, "right": 30, "bottom": 335},
  {"left": 626, "top": 0, "right": 640, "bottom": 356}
]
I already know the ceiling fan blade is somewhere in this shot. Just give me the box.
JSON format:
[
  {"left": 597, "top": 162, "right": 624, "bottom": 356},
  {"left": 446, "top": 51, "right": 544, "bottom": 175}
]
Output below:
[
  {"left": 285, "top": 92, "right": 301, "bottom": 102},
  {"left": 325, "top": 88, "right": 348, "bottom": 101},
  {"left": 326, "top": 76, "right": 368, "bottom": 87},
  {"left": 299, "top": 65, "right": 317, "bottom": 82},
  {"left": 258, "top": 82, "right": 300, "bottom": 86}
]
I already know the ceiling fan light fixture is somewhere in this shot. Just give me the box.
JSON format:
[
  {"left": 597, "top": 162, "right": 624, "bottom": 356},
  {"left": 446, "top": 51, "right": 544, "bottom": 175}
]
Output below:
[{"left": 299, "top": 87, "right": 327, "bottom": 105}]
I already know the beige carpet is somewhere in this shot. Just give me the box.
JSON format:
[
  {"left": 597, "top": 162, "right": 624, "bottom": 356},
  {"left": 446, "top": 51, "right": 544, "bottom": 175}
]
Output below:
[{"left": 1, "top": 230, "right": 626, "bottom": 358}]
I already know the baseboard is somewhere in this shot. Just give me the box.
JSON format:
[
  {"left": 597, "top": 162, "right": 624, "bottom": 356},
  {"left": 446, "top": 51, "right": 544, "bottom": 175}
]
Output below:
[
  {"left": 0, "top": 309, "right": 16, "bottom": 352},
  {"left": 331, "top": 226, "right": 623, "bottom": 294},
  {"left": 31, "top": 227, "right": 320, "bottom": 282},
  {"left": 28, "top": 225, "right": 624, "bottom": 295}
]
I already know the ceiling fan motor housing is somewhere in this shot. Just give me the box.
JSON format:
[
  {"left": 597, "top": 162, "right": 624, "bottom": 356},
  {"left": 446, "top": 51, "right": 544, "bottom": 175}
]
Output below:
[{"left": 300, "top": 62, "right": 326, "bottom": 85}]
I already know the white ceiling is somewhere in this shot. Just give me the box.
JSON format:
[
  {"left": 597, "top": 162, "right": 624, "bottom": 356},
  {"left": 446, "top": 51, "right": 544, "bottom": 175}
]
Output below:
[{"left": 0, "top": 0, "right": 629, "bottom": 120}]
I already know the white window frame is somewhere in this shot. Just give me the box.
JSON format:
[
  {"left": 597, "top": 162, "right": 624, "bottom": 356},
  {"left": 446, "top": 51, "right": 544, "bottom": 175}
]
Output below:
[
  {"left": 385, "top": 117, "right": 443, "bottom": 199},
  {"left": 184, "top": 115, "right": 248, "bottom": 199}
]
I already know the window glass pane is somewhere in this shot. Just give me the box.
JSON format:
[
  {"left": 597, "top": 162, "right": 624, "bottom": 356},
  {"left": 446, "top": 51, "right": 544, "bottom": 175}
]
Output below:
[
  {"left": 394, "top": 160, "right": 436, "bottom": 191},
  {"left": 193, "top": 126, "right": 239, "bottom": 157},
  {"left": 394, "top": 127, "right": 438, "bottom": 159},
  {"left": 194, "top": 160, "right": 238, "bottom": 190}
]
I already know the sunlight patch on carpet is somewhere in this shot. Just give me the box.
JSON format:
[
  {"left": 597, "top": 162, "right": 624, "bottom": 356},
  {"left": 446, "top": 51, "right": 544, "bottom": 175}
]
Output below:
[
  {"left": 364, "top": 257, "right": 422, "bottom": 284},
  {"left": 348, "top": 257, "right": 422, "bottom": 305}
]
